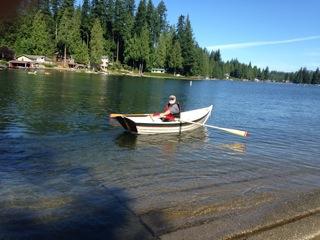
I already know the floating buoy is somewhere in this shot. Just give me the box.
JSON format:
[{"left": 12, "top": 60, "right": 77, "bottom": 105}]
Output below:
[{"left": 190, "top": 81, "right": 192, "bottom": 86}]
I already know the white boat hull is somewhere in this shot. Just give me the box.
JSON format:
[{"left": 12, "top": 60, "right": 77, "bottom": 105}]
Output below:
[{"left": 114, "top": 105, "right": 213, "bottom": 135}]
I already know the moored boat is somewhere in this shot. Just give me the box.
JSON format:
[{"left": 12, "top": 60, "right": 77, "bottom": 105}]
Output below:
[{"left": 111, "top": 105, "right": 213, "bottom": 135}]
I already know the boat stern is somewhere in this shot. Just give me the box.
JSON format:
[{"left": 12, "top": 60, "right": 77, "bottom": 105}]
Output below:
[{"left": 115, "top": 116, "right": 138, "bottom": 134}]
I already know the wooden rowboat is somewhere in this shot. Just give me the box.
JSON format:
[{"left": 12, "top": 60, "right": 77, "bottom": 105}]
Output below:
[{"left": 111, "top": 105, "right": 213, "bottom": 135}]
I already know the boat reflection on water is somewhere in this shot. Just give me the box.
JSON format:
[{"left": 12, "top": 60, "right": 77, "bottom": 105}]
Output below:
[
  {"left": 115, "top": 128, "right": 247, "bottom": 156},
  {"left": 115, "top": 127, "right": 209, "bottom": 151}
]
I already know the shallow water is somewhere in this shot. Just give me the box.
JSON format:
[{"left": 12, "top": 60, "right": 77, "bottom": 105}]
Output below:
[{"left": 1, "top": 70, "right": 320, "bottom": 239}]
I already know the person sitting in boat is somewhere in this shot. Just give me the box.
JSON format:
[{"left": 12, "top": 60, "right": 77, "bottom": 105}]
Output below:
[{"left": 159, "top": 95, "right": 181, "bottom": 121}]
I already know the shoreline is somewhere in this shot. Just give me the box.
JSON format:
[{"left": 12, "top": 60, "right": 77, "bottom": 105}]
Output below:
[{"left": 2, "top": 66, "right": 313, "bottom": 85}]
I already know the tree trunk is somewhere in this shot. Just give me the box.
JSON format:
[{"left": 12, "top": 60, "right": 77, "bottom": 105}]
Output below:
[
  {"left": 55, "top": 22, "right": 58, "bottom": 43},
  {"left": 64, "top": 45, "right": 67, "bottom": 67},
  {"left": 139, "top": 63, "right": 142, "bottom": 76},
  {"left": 116, "top": 39, "right": 119, "bottom": 63},
  {"left": 140, "top": 63, "right": 144, "bottom": 76},
  {"left": 86, "top": 33, "right": 89, "bottom": 48}
]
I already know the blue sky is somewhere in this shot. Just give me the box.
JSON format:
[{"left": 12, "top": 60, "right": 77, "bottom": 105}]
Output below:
[{"left": 152, "top": 0, "right": 320, "bottom": 72}]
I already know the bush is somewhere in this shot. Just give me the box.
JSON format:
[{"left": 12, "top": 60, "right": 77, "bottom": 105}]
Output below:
[{"left": 43, "top": 63, "right": 56, "bottom": 68}]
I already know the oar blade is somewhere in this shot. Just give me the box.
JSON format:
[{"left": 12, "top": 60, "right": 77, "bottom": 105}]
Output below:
[
  {"left": 221, "top": 128, "right": 249, "bottom": 137},
  {"left": 110, "top": 113, "right": 123, "bottom": 118}
]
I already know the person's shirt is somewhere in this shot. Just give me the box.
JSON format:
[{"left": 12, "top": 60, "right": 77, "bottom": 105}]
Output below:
[{"left": 168, "top": 103, "right": 180, "bottom": 115}]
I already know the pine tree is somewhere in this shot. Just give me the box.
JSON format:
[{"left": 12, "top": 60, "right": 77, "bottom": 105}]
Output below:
[
  {"left": 153, "top": 33, "right": 169, "bottom": 68},
  {"left": 105, "top": 0, "right": 114, "bottom": 37},
  {"left": 30, "top": 11, "right": 53, "bottom": 55},
  {"left": 60, "top": 0, "right": 75, "bottom": 14},
  {"left": 146, "top": 0, "right": 160, "bottom": 46},
  {"left": 137, "top": 25, "right": 150, "bottom": 74},
  {"left": 213, "top": 50, "right": 221, "bottom": 62},
  {"left": 201, "top": 48, "right": 210, "bottom": 77},
  {"left": 182, "top": 15, "right": 195, "bottom": 75},
  {"left": 124, "top": 34, "right": 139, "bottom": 68},
  {"left": 91, "top": 0, "right": 106, "bottom": 30},
  {"left": 80, "top": 0, "right": 91, "bottom": 47},
  {"left": 113, "top": 0, "right": 125, "bottom": 62},
  {"left": 126, "top": 0, "right": 135, "bottom": 17},
  {"left": 37, "top": 0, "right": 51, "bottom": 17},
  {"left": 90, "top": 19, "right": 104, "bottom": 69},
  {"left": 157, "top": 0, "right": 167, "bottom": 32},
  {"left": 51, "top": 0, "right": 61, "bottom": 20},
  {"left": 14, "top": 13, "right": 34, "bottom": 55},
  {"left": 168, "top": 40, "right": 182, "bottom": 75},
  {"left": 134, "top": 0, "right": 147, "bottom": 35},
  {"left": 71, "top": 9, "right": 89, "bottom": 64},
  {"left": 311, "top": 68, "right": 320, "bottom": 84},
  {"left": 57, "top": 9, "right": 73, "bottom": 66},
  {"left": 262, "top": 67, "right": 270, "bottom": 80}
]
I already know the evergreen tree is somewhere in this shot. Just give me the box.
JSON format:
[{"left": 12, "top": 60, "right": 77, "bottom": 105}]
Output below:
[
  {"left": 153, "top": 33, "right": 169, "bottom": 68},
  {"left": 0, "top": 20, "right": 17, "bottom": 49},
  {"left": 311, "top": 68, "right": 320, "bottom": 84},
  {"left": 14, "top": 13, "right": 34, "bottom": 55},
  {"left": 36, "top": 0, "right": 51, "bottom": 17},
  {"left": 167, "top": 40, "right": 182, "bottom": 75},
  {"left": 124, "top": 34, "right": 139, "bottom": 68},
  {"left": 302, "top": 67, "right": 311, "bottom": 84},
  {"left": 134, "top": 0, "right": 147, "bottom": 35},
  {"left": 91, "top": 0, "right": 106, "bottom": 30},
  {"left": 80, "top": 0, "right": 91, "bottom": 47},
  {"left": 213, "top": 50, "right": 221, "bottom": 62},
  {"left": 105, "top": 0, "right": 114, "bottom": 37},
  {"left": 146, "top": 0, "right": 160, "bottom": 46},
  {"left": 182, "top": 16, "right": 195, "bottom": 75},
  {"left": 57, "top": 9, "right": 74, "bottom": 66},
  {"left": 90, "top": 19, "right": 104, "bottom": 69},
  {"left": 51, "top": 0, "right": 61, "bottom": 20},
  {"left": 201, "top": 48, "right": 210, "bottom": 77},
  {"left": 263, "top": 67, "right": 270, "bottom": 80},
  {"left": 71, "top": 9, "right": 89, "bottom": 64},
  {"left": 137, "top": 25, "right": 150, "bottom": 74},
  {"left": 113, "top": 0, "right": 132, "bottom": 62},
  {"left": 60, "top": 0, "right": 75, "bottom": 14},
  {"left": 30, "top": 11, "right": 53, "bottom": 55},
  {"left": 157, "top": 0, "right": 167, "bottom": 32},
  {"left": 126, "top": 0, "right": 135, "bottom": 17}
]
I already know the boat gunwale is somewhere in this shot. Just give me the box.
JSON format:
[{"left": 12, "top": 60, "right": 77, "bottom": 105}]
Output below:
[{"left": 127, "top": 111, "right": 210, "bottom": 128}]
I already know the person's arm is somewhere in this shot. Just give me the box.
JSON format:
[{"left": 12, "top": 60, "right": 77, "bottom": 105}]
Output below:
[{"left": 159, "top": 109, "right": 171, "bottom": 118}]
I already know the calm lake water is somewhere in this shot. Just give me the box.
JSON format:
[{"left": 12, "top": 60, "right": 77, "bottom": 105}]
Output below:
[{"left": 1, "top": 70, "right": 320, "bottom": 239}]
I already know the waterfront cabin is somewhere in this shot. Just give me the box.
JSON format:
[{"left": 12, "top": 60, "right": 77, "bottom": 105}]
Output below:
[
  {"left": 9, "top": 55, "right": 53, "bottom": 69},
  {"left": 18, "top": 55, "right": 53, "bottom": 65},
  {"left": 9, "top": 60, "right": 34, "bottom": 68},
  {"left": 151, "top": 68, "right": 165, "bottom": 73},
  {"left": 100, "top": 56, "right": 109, "bottom": 70}
]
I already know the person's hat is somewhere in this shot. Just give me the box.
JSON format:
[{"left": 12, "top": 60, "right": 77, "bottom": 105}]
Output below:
[{"left": 169, "top": 95, "right": 176, "bottom": 104}]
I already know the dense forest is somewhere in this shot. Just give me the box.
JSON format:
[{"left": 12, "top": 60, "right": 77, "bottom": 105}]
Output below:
[{"left": 0, "top": 0, "right": 319, "bottom": 84}]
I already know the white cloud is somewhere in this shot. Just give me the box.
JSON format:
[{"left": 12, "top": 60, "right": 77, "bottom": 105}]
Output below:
[{"left": 207, "top": 35, "right": 320, "bottom": 51}]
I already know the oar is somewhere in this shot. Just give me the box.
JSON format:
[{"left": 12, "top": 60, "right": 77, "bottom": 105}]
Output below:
[
  {"left": 110, "top": 113, "right": 150, "bottom": 118},
  {"left": 182, "top": 120, "right": 249, "bottom": 137}
]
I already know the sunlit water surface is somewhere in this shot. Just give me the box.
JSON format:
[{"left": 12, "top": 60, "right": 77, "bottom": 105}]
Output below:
[{"left": 1, "top": 70, "right": 320, "bottom": 239}]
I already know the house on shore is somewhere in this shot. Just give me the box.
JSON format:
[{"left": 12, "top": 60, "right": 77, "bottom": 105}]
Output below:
[
  {"left": 151, "top": 68, "right": 165, "bottom": 73},
  {"left": 9, "top": 55, "right": 53, "bottom": 69},
  {"left": 101, "top": 56, "right": 110, "bottom": 71}
]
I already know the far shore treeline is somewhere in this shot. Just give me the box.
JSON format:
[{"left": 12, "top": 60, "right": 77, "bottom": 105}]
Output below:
[{"left": 0, "top": 0, "right": 319, "bottom": 84}]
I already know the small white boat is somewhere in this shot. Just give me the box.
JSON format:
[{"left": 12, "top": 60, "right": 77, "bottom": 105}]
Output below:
[{"left": 111, "top": 105, "right": 213, "bottom": 135}]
